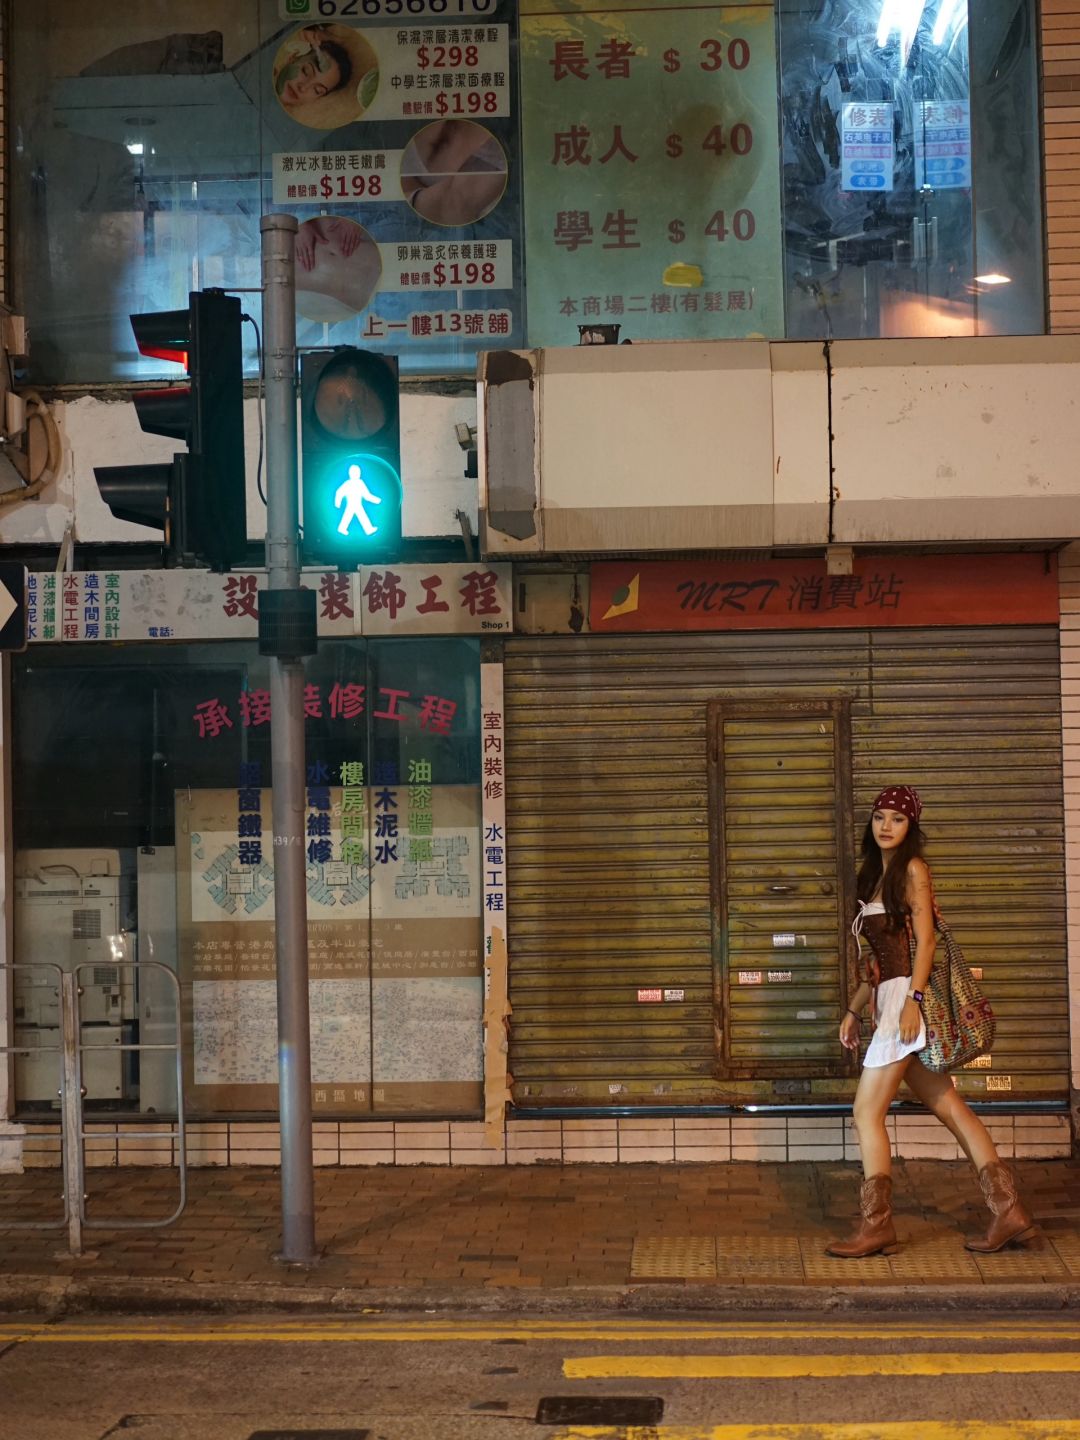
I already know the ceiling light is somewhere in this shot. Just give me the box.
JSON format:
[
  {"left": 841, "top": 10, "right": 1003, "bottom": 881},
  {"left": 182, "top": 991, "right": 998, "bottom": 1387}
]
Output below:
[{"left": 932, "top": 0, "right": 965, "bottom": 46}]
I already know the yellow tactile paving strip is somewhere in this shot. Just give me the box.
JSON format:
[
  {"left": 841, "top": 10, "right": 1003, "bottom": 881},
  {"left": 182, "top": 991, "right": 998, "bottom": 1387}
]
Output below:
[
  {"left": 1048, "top": 1232, "right": 1080, "bottom": 1275},
  {"left": 714, "top": 1237, "right": 804, "bottom": 1280},
  {"left": 970, "top": 1243, "right": 1070, "bottom": 1282},
  {"left": 629, "top": 1233, "right": 1077, "bottom": 1284},
  {"left": 883, "top": 1232, "right": 982, "bottom": 1281},
  {"left": 630, "top": 1237, "right": 717, "bottom": 1280}
]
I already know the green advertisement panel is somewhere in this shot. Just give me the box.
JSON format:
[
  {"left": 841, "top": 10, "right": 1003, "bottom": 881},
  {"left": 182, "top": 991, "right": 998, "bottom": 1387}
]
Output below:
[{"left": 521, "top": 0, "right": 781, "bottom": 347}]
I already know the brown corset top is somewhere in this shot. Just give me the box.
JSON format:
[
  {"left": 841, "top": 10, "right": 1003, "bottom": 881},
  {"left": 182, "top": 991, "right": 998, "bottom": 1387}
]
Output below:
[{"left": 859, "top": 911, "right": 912, "bottom": 986}]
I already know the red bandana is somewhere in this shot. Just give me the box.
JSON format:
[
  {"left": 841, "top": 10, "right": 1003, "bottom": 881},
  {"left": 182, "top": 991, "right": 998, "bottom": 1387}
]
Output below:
[{"left": 872, "top": 785, "right": 922, "bottom": 823}]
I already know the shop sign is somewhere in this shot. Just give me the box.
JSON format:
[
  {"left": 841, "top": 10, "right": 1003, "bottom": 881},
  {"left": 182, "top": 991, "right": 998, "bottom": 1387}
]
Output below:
[
  {"left": 26, "top": 565, "right": 511, "bottom": 643},
  {"left": 590, "top": 554, "right": 1059, "bottom": 633},
  {"left": 480, "top": 660, "right": 507, "bottom": 963},
  {"left": 520, "top": 0, "right": 782, "bottom": 346},
  {"left": 358, "top": 564, "right": 511, "bottom": 633}
]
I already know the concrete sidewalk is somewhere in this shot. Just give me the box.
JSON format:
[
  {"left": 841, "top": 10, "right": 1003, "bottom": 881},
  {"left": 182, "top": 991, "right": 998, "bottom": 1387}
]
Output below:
[{"left": 1, "top": 1158, "right": 1078, "bottom": 1316}]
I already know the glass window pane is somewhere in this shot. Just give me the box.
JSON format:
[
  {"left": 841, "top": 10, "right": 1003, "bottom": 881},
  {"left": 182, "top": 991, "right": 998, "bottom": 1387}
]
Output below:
[
  {"left": 12, "top": 638, "right": 483, "bottom": 1120},
  {"left": 778, "top": 0, "right": 1043, "bottom": 339}
]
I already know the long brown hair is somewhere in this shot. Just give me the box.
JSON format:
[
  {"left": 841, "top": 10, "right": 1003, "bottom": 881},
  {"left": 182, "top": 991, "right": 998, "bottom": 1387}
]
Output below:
[{"left": 856, "top": 818, "right": 926, "bottom": 927}]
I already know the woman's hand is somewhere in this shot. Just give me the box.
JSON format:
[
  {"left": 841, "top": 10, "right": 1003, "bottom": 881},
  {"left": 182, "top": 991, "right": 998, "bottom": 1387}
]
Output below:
[
  {"left": 839, "top": 1011, "right": 861, "bottom": 1051},
  {"left": 899, "top": 997, "right": 922, "bottom": 1045},
  {"left": 324, "top": 217, "right": 360, "bottom": 257},
  {"left": 296, "top": 220, "right": 326, "bottom": 272}
]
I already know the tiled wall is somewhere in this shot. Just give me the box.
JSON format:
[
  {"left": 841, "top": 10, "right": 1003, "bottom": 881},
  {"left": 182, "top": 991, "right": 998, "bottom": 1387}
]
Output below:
[
  {"left": 1043, "top": 0, "right": 1080, "bottom": 332},
  {"left": 1062, "top": 544, "right": 1080, "bottom": 1112},
  {"left": 16, "top": 1111, "right": 1071, "bottom": 1169}
]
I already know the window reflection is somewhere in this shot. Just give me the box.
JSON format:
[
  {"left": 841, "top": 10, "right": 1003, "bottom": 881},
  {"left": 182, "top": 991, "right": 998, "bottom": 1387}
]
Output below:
[{"left": 779, "top": 0, "right": 1042, "bottom": 339}]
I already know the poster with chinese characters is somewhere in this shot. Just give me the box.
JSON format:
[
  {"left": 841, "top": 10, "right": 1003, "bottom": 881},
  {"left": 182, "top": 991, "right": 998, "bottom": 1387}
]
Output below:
[
  {"left": 177, "top": 787, "right": 373, "bottom": 1116},
  {"left": 369, "top": 777, "right": 483, "bottom": 1114},
  {"left": 841, "top": 102, "right": 895, "bottom": 193},
  {"left": 914, "top": 100, "right": 971, "bottom": 192},
  {"left": 177, "top": 778, "right": 482, "bottom": 1116},
  {"left": 265, "top": 6, "right": 523, "bottom": 368},
  {"left": 480, "top": 661, "right": 507, "bottom": 973},
  {"left": 520, "top": 0, "right": 782, "bottom": 346}
]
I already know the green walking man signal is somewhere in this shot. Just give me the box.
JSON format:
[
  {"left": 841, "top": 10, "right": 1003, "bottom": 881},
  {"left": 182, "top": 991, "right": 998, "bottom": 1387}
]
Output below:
[{"left": 301, "top": 348, "right": 401, "bottom": 567}]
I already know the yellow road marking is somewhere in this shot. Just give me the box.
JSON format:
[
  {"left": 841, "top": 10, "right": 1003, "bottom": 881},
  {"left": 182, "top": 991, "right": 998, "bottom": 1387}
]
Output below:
[
  {"left": 551, "top": 1427, "right": 1080, "bottom": 1440},
  {"left": 565, "top": 1353, "right": 1080, "bottom": 1379}
]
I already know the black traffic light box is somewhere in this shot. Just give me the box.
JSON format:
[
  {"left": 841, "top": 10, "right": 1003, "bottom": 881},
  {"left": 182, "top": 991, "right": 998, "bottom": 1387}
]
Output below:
[
  {"left": 94, "top": 289, "right": 247, "bottom": 571},
  {"left": 300, "top": 348, "right": 401, "bottom": 568}
]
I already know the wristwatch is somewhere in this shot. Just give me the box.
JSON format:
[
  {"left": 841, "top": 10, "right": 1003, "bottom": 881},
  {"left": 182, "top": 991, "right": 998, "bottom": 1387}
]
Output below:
[{"left": 907, "top": 988, "right": 924, "bottom": 1003}]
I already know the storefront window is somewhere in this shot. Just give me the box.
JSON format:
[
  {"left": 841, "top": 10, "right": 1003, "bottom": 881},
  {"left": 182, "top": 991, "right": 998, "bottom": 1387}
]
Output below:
[
  {"left": 11, "top": 0, "right": 1045, "bottom": 377},
  {"left": 10, "top": 0, "right": 524, "bottom": 384},
  {"left": 11, "top": 638, "right": 484, "bottom": 1120},
  {"left": 779, "top": 0, "right": 1043, "bottom": 338}
]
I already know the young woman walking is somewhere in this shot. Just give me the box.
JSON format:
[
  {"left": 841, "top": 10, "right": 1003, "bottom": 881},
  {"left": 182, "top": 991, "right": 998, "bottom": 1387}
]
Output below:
[{"left": 826, "top": 784, "right": 1038, "bottom": 1259}]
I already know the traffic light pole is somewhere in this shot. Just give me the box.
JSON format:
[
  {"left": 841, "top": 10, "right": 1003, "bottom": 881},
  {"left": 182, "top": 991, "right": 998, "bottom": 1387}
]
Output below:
[{"left": 260, "top": 213, "right": 316, "bottom": 1265}]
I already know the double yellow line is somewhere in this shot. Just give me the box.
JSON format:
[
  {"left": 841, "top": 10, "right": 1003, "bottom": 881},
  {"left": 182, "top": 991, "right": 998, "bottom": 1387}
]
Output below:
[
  {"left": 2, "top": 1318, "right": 1080, "bottom": 1346},
  {"left": 550, "top": 1428, "right": 1080, "bottom": 1439}
]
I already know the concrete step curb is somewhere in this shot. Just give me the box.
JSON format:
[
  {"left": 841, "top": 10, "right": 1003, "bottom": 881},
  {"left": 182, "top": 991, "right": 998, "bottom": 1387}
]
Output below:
[{"left": 3, "top": 1274, "right": 1080, "bottom": 1319}]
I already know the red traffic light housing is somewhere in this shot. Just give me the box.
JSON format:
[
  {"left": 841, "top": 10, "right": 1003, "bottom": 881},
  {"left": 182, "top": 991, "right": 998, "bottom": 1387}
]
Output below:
[{"left": 94, "top": 290, "right": 248, "bottom": 572}]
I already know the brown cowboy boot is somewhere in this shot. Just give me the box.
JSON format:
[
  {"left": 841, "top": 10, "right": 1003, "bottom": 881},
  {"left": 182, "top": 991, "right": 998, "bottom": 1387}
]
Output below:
[
  {"left": 825, "top": 1174, "right": 899, "bottom": 1258},
  {"left": 964, "top": 1161, "right": 1039, "bottom": 1252}
]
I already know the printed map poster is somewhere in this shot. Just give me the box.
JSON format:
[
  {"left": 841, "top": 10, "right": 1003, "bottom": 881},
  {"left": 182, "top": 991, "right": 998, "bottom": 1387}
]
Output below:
[
  {"left": 176, "top": 784, "right": 483, "bottom": 1116},
  {"left": 370, "top": 785, "right": 483, "bottom": 1114},
  {"left": 521, "top": 0, "right": 782, "bottom": 346},
  {"left": 177, "top": 788, "right": 373, "bottom": 1116}
]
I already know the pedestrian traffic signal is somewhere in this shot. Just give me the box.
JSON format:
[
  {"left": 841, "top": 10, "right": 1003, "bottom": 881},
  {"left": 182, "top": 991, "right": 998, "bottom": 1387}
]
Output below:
[
  {"left": 300, "top": 349, "right": 401, "bottom": 567},
  {"left": 94, "top": 290, "right": 247, "bottom": 571}
]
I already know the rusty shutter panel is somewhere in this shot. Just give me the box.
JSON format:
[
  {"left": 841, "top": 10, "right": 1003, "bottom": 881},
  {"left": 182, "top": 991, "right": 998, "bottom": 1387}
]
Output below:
[
  {"left": 503, "top": 630, "right": 868, "bottom": 1107},
  {"left": 852, "top": 627, "right": 1068, "bottom": 1100},
  {"left": 504, "top": 625, "right": 1066, "bottom": 1107},
  {"left": 710, "top": 699, "right": 855, "bottom": 1079}
]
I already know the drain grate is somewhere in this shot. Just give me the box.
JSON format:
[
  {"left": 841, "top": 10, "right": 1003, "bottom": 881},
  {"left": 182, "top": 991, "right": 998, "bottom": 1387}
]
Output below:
[
  {"left": 248, "top": 1432, "right": 370, "bottom": 1439},
  {"left": 535, "top": 1396, "right": 664, "bottom": 1425}
]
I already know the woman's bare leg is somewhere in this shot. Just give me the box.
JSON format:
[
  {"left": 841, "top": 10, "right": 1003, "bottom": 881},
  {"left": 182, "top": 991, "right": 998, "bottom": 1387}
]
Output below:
[
  {"left": 851, "top": 1056, "right": 912, "bottom": 1178},
  {"left": 903, "top": 1058, "right": 998, "bottom": 1171}
]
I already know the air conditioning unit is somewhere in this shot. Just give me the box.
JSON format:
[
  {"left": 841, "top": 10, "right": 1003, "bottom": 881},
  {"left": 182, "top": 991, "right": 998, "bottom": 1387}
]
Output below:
[
  {"left": 14, "top": 851, "right": 135, "bottom": 1027},
  {"left": 14, "top": 1024, "right": 123, "bottom": 1106}
]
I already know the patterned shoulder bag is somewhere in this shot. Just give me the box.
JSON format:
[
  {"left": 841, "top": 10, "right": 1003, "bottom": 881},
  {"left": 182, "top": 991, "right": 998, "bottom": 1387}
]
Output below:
[{"left": 907, "top": 880, "right": 995, "bottom": 1074}]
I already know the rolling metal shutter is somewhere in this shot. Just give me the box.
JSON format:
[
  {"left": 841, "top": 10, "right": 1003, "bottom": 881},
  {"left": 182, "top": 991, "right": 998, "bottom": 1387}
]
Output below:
[
  {"left": 504, "top": 626, "right": 1066, "bottom": 1107},
  {"left": 711, "top": 698, "right": 856, "bottom": 1081}
]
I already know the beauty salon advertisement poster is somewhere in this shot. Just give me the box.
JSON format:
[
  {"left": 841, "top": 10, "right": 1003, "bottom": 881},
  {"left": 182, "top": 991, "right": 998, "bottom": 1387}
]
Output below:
[{"left": 267, "top": 0, "right": 523, "bottom": 367}]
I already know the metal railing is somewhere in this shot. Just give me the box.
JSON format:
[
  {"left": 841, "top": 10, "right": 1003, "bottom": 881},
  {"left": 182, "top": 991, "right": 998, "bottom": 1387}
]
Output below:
[{"left": 1, "top": 960, "right": 186, "bottom": 1255}]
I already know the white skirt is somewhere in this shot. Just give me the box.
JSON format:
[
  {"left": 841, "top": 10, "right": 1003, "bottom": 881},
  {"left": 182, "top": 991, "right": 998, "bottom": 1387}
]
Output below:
[{"left": 863, "top": 975, "right": 927, "bottom": 1068}]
